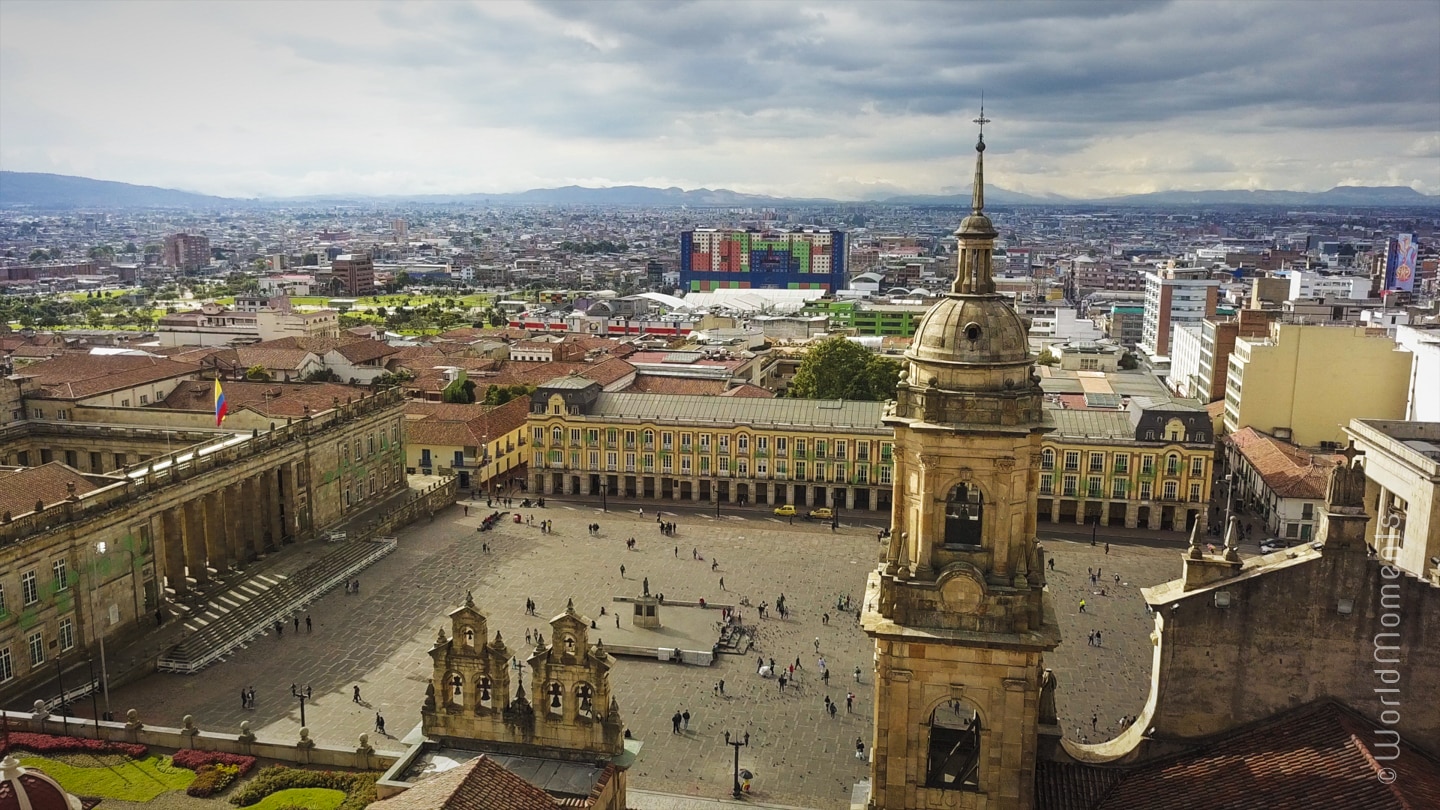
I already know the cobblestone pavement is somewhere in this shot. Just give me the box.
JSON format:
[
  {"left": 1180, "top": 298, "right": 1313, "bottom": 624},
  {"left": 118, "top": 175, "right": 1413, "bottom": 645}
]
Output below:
[{"left": 111, "top": 501, "right": 881, "bottom": 809}]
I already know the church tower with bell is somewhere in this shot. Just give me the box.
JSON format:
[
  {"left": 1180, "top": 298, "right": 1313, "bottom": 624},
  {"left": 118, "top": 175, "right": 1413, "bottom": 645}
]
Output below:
[{"left": 861, "top": 113, "right": 1061, "bottom": 810}]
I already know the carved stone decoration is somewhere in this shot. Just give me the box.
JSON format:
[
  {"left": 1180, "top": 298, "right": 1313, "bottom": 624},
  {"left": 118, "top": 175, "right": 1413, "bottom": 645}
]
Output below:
[
  {"left": 1038, "top": 668, "right": 1058, "bottom": 725},
  {"left": 1326, "top": 442, "right": 1367, "bottom": 509},
  {"left": 423, "top": 682, "right": 437, "bottom": 711},
  {"left": 503, "top": 682, "right": 536, "bottom": 735}
]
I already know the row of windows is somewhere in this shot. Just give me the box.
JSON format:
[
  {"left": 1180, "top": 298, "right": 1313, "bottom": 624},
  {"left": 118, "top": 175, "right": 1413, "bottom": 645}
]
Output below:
[
  {"left": 531, "top": 426, "right": 891, "bottom": 462},
  {"left": 534, "top": 451, "right": 894, "bottom": 484},
  {"left": 338, "top": 423, "right": 400, "bottom": 465},
  {"left": 1039, "top": 474, "right": 1204, "bottom": 502},
  {"left": 0, "top": 615, "right": 78, "bottom": 683},
  {"left": 1041, "top": 449, "right": 1207, "bottom": 478},
  {"left": 0, "top": 559, "right": 70, "bottom": 617}
]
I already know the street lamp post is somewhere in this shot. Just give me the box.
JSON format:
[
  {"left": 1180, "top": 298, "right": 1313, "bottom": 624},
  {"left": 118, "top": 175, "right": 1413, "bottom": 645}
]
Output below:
[
  {"left": 89, "top": 542, "right": 114, "bottom": 721},
  {"left": 723, "top": 730, "right": 750, "bottom": 798},
  {"left": 86, "top": 658, "right": 100, "bottom": 737},
  {"left": 1224, "top": 473, "right": 1235, "bottom": 536},
  {"left": 291, "top": 684, "right": 313, "bottom": 727},
  {"left": 53, "top": 656, "right": 69, "bottom": 737}
]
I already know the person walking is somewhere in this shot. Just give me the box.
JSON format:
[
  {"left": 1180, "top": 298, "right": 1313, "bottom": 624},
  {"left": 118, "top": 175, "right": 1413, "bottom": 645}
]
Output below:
[
  {"left": 620, "top": 564, "right": 626, "bottom": 578},
  {"left": 375, "top": 712, "right": 385, "bottom": 734},
  {"left": 846, "top": 692, "right": 854, "bottom": 712},
  {"left": 719, "top": 679, "right": 726, "bottom": 696},
  {"left": 293, "top": 615, "right": 299, "bottom": 632},
  {"left": 274, "top": 620, "right": 283, "bottom": 637},
  {"left": 828, "top": 700, "right": 838, "bottom": 718},
  {"left": 682, "top": 709, "right": 691, "bottom": 730},
  {"left": 353, "top": 685, "right": 362, "bottom": 704},
  {"left": 1079, "top": 599, "right": 1087, "bottom": 613},
  {"left": 719, "top": 577, "right": 725, "bottom": 590},
  {"left": 305, "top": 615, "right": 312, "bottom": 633},
  {"left": 854, "top": 665, "right": 862, "bottom": 683},
  {"left": 671, "top": 711, "right": 682, "bottom": 734},
  {"left": 240, "top": 688, "right": 247, "bottom": 709},
  {"left": 814, "top": 637, "right": 821, "bottom": 653},
  {"left": 855, "top": 738, "right": 866, "bottom": 760}
]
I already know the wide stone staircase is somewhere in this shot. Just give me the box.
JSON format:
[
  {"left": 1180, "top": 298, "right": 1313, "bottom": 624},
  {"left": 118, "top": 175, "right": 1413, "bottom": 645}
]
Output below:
[{"left": 156, "top": 537, "right": 397, "bottom": 674}]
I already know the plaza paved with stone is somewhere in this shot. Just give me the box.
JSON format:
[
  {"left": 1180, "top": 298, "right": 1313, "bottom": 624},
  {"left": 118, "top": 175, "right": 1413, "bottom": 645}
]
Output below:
[{"left": 107, "top": 496, "right": 1208, "bottom": 808}]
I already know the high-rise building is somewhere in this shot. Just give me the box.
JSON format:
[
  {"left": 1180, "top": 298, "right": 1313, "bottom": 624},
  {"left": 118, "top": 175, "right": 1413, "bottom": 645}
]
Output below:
[
  {"left": 862, "top": 128, "right": 1059, "bottom": 809},
  {"left": 329, "top": 253, "right": 376, "bottom": 296},
  {"left": 679, "top": 227, "right": 845, "bottom": 292},
  {"left": 1223, "top": 323, "right": 1412, "bottom": 447},
  {"left": 162, "top": 233, "right": 211, "bottom": 273},
  {"left": 1140, "top": 264, "right": 1220, "bottom": 360}
]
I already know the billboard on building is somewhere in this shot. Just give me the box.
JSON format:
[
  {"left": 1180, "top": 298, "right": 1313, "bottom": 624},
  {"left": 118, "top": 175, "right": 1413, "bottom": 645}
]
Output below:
[{"left": 1386, "top": 233, "right": 1417, "bottom": 292}]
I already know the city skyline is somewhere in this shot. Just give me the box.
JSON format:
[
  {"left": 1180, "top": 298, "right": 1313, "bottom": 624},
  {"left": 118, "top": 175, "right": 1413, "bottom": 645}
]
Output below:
[{"left": 1, "top": 0, "right": 1437, "bottom": 201}]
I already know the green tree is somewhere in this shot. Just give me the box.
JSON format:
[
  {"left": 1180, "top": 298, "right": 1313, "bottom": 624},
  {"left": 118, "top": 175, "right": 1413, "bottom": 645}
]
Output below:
[
  {"left": 486, "top": 307, "right": 507, "bottom": 327},
  {"left": 1035, "top": 349, "right": 1060, "bottom": 366},
  {"left": 787, "top": 337, "right": 902, "bottom": 401},
  {"left": 245, "top": 364, "right": 272, "bottom": 381},
  {"left": 483, "top": 383, "right": 535, "bottom": 406},
  {"left": 442, "top": 370, "right": 476, "bottom": 404},
  {"left": 1117, "top": 351, "right": 1139, "bottom": 370}
]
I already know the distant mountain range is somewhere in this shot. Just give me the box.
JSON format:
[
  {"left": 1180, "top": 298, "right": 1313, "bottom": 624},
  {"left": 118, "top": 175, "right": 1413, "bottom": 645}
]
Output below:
[{"left": 1, "top": 170, "right": 1435, "bottom": 210}]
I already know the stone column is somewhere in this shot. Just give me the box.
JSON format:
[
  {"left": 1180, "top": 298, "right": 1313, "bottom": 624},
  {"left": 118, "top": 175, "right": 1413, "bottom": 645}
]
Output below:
[
  {"left": 161, "top": 507, "right": 188, "bottom": 596},
  {"left": 1049, "top": 499, "right": 1061, "bottom": 524},
  {"left": 225, "top": 482, "right": 251, "bottom": 562},
  {"left": 266, "top": 468, "right": 285, "bottom": 548},
  {"left": 182, "top": 498, "right": 210, "bottom": 585},
  {"left": 1125, "top": 502, "right": 1138, "bottom": 529},
  {"left": 203, "top": 489, "right": 230, "bottom": 574}
]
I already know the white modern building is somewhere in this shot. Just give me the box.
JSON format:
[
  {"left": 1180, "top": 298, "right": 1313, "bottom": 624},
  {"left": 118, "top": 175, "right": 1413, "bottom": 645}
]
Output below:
[
  {"left": 1140, "top": 264, "right": 1220, "bottom": 361},
  {"left": 1285, "top": 270, "right": 1371, "bottom": 302},
  {"left": 1167, "top": 325, "right": 1205, "bottom": 400},
  {"left": 1395, "top": 324, "right": 1440, "bottom": 421}
]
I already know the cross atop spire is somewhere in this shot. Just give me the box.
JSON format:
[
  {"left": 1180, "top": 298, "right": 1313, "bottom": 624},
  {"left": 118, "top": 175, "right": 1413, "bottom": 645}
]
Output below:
[
  {"left": 970, "top": 100, "right": 988, "bottom": 215},
  {"left": 973, "top": 94, "right": 990, "bottom": 144}
]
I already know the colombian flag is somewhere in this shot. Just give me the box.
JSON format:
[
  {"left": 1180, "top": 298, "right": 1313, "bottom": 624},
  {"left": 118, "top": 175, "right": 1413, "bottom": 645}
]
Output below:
[{"left": 214, "top": 378, "right": 228, "bottom": 426}]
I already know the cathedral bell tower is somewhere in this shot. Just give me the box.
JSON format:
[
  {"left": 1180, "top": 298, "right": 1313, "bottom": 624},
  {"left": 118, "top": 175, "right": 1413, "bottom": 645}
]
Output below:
[{"left": 861, "top": 115, "right": 1061, "bottom": 810}]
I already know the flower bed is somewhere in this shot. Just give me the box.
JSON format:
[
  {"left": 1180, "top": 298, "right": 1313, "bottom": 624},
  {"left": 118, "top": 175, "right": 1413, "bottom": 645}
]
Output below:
[
  {"left": 172, "top": 749, "right": 257, "bottom": 775},
  {"left": 0, "top": 732, "right": 147, "bottom": 759},
  {"left": 229, "top": 765, "right": 379, "bottom": 810},
  {"left": 188, "top": 763, "right": 243, "bottom": 798}
]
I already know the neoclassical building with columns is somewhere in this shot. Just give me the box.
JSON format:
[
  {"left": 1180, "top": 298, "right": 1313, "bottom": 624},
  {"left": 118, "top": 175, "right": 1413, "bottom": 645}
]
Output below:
[{"left": 0, "top": 375, "right": 407, "bottom": 706}]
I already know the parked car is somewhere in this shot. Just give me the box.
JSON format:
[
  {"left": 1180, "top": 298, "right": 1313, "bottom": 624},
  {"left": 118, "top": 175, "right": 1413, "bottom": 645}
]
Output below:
[
  {"left": 807, "top": 507, "right": 834, "bottom": 521},
  {"left": 774, "top": 504, "right": 797, "bottom": 517}
]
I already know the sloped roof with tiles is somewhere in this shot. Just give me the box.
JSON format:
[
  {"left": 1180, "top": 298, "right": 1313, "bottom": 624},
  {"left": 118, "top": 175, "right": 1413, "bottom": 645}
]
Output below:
[
  {"left": 366, "top": 756, "right": 559, "bottom": 810},
  {"left": 623, "top": 375, "right": 727, "bottom": 396},
  {"left": 405, "top": 397, "right": 531, "bottom": 449},
  {"left": 330, "top": 339, "right": 400, "bottom": 364},
  {"left": 20, "top": 354, "right": 201, "bottom": 399},
  {"left": 720, "top": 383, "right": 776, "bottom": 398},
  {"left": 0, "top": 462, "right": 104, "bottom": 518},
  {"left": 1227, "top": 427, "right": 1338, "bottom": 499},
  {"left": 1037, "top": 700, "right": 1440, "bottom": 810},
  {"left": 160, "top": 380, "right": 359, "bottom": 418}
]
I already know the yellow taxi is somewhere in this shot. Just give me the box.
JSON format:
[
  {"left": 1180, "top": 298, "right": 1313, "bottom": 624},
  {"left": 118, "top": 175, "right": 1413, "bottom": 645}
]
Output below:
[
  {"left": 773, "top": 504, "right": 797, "bottom": 517},
  {"left": 807, "top": 507, "right": 834, "bottom": 520}
]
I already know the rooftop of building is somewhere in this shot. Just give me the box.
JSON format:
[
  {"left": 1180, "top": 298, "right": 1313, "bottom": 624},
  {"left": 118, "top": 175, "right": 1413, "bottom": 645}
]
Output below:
[
  {"left": 1226, "top": 426, "right": 1338, "bottom": 500},
  {"left": 569, "top": 391, "right": 887, "bottom": 431},
  {"left": 404, "top": 397, "right": 531, "bottom": 448},
  {"left": 18, "top": 353, "right": 202, "bottom": 400},
  {"left": 0, "top": 462, "right": 116, "bottom": 518},
  {"left": 1346, "top": 419, "right": 1440, "bottom": 468},
  {"left": 1036, "top": 699, "right": 1440, "bottom": 810},
  {"left": 160, "top": 379, "right": 361, "bottom": 418}
]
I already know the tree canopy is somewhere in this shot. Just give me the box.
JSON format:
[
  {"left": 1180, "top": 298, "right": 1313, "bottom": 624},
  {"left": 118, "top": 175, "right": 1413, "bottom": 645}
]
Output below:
[
  {"left": 442, "top": 370, "right": 477, "bottom": 404},
  {"left": 787, "top": 337, "right": 902, "bottom": 401}
]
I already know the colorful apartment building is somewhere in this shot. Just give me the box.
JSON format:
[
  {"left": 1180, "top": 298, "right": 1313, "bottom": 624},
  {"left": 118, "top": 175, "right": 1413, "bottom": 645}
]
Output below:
[
  {"left": 526, "top": 377, "right": 893, "bottom": 511},
  {"left": 680, "top": 228, "right": 846, "bottom": 292}
]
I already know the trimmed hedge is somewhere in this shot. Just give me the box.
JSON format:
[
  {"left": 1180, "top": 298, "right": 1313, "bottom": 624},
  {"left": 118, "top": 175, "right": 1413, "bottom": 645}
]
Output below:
[
  {"left": 172, "top": 749, "right": 257, "bottom": 775},
  {"left": 0, "top": 732, "right": 147, "bottom": 759},
  {"left": 229, "top": 765, "right": 380, "bottom": 810}
]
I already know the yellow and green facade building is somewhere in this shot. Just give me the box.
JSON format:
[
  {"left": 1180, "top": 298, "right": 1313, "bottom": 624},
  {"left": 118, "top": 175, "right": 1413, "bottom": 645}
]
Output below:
[{"left": 526, "top": 377, "right": 895, "bottom": 511}]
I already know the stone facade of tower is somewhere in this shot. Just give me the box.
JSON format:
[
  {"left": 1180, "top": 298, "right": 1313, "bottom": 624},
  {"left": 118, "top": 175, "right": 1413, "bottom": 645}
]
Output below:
[
  {"left": 422, "top": 593, "right": 624, "bottom": 761},
  {"left": 861, "top": 130, "right": 1061, "bottom": 810}
]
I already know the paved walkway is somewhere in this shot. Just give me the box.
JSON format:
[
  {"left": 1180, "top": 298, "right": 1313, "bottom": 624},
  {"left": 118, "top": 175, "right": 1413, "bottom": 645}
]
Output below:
[
  {"left": 109, "top": 499, "right": 879, "bottom": 808},
  {"left": 101, "top": 492, "right": 1258, "bottom": 807}
]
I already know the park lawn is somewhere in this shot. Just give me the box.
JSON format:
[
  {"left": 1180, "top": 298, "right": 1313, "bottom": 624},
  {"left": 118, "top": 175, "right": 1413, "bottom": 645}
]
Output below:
[
  {"left": 19, "top": 754, "right": 195, "bottom": 802},
  {"left": 250, "top": 787, "right": 347, "bottom": 810}
]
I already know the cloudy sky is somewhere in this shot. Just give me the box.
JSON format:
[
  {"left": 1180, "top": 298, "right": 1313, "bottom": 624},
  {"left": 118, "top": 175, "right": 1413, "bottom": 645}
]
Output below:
[{"left": 2, "top": 0, "right": 1437, "bottom": 200}]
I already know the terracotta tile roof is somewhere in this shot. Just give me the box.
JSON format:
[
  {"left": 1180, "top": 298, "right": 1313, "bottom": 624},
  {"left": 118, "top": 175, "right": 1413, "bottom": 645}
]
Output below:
[
  {"left": 0, "top": 462, "right": 102, "bottom": 518},
  {"left": 624, "top": 376, "right": 727, "bottom": 396},
  {"left": 1226, "top": 427, "right": 1338, "bottom": 499},
  {"left": 404, "top": 396, "right": 531, "bottom": 449},
  {"left": 330, "top": 339, "right": 400, "bottom": 364},
  {"left": 1051, "top": 700, "right": 1440, "bottom": 810},
  {"left": 720, "top": 383, "right": 776, "bottom": 398},
  {"left": 20, "top": 354, "right": 201, "bottom": 399},
  {"left": 365, "top": 755, "right": 560, "bottom": 810},
  {"left": 160, "top": 379, "right": 360, "bottom": 417},
  {"left": 234, "top": 347, "right": 320, "bottom": 373}
]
